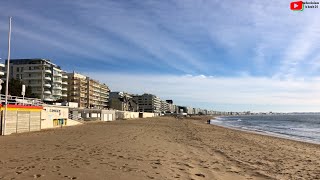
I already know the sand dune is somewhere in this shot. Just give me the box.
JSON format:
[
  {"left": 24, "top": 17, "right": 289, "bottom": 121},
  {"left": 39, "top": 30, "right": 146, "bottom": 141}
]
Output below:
[{"left": 0, "top": 116, "right": 319, "bottom": 180}]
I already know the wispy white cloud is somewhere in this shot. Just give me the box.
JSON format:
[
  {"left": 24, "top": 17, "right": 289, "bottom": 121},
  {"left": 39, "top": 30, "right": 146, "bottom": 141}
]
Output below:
[
  {"left": 278, "top": 16, "right": 320, "bottom": 78},
  {"left": 71, "top": 0, "right": 211, "bottom": 74}
]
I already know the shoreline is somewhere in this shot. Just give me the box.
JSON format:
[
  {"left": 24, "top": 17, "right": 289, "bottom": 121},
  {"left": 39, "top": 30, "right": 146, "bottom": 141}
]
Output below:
[{"left": 209, "top": 116, "right": 320, "bottom": 145}]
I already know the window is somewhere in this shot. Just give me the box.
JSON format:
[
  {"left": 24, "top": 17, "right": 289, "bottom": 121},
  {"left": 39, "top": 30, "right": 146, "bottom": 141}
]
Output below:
[{"left": 16, "top": 74, "right": 19, "bottom": 79}]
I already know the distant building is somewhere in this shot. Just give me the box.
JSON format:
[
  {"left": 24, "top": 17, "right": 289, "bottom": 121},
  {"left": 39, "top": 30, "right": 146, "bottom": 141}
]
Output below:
[
  {"left": 133, "top": 93, "right": 161, "bottom": 113},
  {"left": 193, "top": 108, "right": 200, "bottom": 115},
  {"left": 0, "top": 62, "right": 5, "bottom": 77},
  {"left": 66, "top": 72, "right": 110, "bottom": 109},
  {"left": 165, "top": 100, "right": 176, "bottom": 113},
  {"left": 176, "top": 106, "right": 187, "bottom": 114},
  {"left": 186, "top": 107, "right": 194, "bottom": 115},
  {"left": 109, "top": 92, "right": 138, "bottom": 111},
  {"left": 6, "top": 58, "right": 68, "bottom": 101},
  {"left": 198, "top": 109, "right": 206, "bottom": 115},
  {"left": 160, "top": 100, "right": 169, "bottom": 113}
]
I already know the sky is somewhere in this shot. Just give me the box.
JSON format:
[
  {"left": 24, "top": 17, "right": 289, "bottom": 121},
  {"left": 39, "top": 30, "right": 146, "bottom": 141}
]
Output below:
[{"left": 0, "top": 0, "right": 320, "bottom": 112}]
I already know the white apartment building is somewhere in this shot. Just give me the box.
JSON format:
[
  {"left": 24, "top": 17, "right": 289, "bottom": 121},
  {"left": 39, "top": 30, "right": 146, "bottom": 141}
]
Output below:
[
  {"left": 0, "top": 63, "right": 5, "bottom": 77},
  {"left": 165, "top": 100, "right": 176, "bottom": 113},
  {"left": 186, "top": 106, "right": 194, "bottom": 115},
  {"left": 160, "top": 100, "right": 169, "bottom": 113},
  {"left": 134, "top": 93, "right": 161, "bottom": 113},
  {"left": 7, "top": 59, "right": 67, "bottom": 101}
]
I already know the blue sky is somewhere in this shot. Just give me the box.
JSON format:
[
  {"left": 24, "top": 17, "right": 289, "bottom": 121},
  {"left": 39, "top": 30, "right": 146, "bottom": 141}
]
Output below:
[{"left": 0, "top": 0, "right": 320, "bottom": 112}]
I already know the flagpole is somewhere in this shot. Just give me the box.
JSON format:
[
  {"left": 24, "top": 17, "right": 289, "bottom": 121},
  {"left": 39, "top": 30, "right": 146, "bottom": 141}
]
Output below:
[{"left": 2, "top": 17, "right": 12, "bottom": 135}]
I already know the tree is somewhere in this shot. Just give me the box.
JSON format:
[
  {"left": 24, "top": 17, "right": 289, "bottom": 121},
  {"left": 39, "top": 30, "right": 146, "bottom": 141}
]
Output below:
[{"left": 1, "top": 78, "right": 35, "bottom": 98}]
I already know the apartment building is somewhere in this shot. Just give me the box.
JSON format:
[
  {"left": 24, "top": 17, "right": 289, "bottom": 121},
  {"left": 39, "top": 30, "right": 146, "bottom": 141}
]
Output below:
[
  {"left": 62, "top": 72, "right": 68, "bottom": 100},
  {"left": 166, "top": 100, "right": 176, "bottom": 113},
  {"left": 109, "top": 92, "right": 139, "bottom": 111},
  {"left": 186, "top": 106, "right": 194, "bottom": 115},
  {"left": 193, "top": 108, "right": 200, "bottom": 115},
  {"left": 133, "top": 93, "right": 161, "bottom": 113},
  {"left": 67, "top": 72, "right": 110, "bottom": 109},
  {"left": 160, "top": 100, "right": 169, "bottom": 113},
  {"left": 88, "top": 78, "right": 110, "bottom": 109},
  {"left": 176, "top": 106, "right": 188, "bottom": 114},
  {"left": 0, "top": 63, "right": 5, "bottom": 77},
  {"left": 6, "top": 59, "right": 67, "bottom": 101}
]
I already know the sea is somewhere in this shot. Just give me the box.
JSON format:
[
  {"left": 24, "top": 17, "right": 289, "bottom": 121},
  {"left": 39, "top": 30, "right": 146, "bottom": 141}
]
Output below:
[{"left": 210, "top": 114, "right": 320, "bottom": 144}]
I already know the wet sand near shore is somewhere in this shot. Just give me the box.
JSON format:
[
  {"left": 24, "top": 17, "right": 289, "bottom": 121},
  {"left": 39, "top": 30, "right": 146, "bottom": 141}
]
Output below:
[{"left": 0, "top": 116, "right": 320, "bottom": 180}]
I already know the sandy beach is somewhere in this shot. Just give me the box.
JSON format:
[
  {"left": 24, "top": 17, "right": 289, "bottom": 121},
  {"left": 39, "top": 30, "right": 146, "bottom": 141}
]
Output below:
[{"left": 0, "top": 116, "right": 320, "bottom": 180}]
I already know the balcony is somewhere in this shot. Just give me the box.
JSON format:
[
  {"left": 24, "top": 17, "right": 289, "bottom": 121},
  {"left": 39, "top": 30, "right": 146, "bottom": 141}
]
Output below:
[
  {"left": 44, "top": 76, "right": 51, "bottom": 81},
  {"left": 53, "top": 68, "right": 62, "bottom": 72},
  {"left": 0, "top": 72, "right": 4, "bottom": 76},
  {"left": 91, "top": 83, "right": 100, "bottom": 88},
  {"left": 62, "top": 81, "right": 68, "bottom": 85},
  {"left": 44, "top": 69, "right": 51, "bottom": 73},
  {"left": 100, "top": 86, "right": 109, "bottom": 90},
  {"left": 93, "top": 88, "right": 100, "bottom": 92},
  {"left": 62, "top": 75, "right": 68, "bottom": 79},
  {"left": 62, "top": 94, "right": 67, "bottom": 97},
  {"left": 53, "top": 86, "right": 62, "bottom": 90},
  {"left": 44, "top": 90, "right": 51, "bottom": 95},
  {"left": 44, "top": 83, "right": 51, "bottom": 88},
  {"left": 54, "top": 80, "right": 62, "bottom": 84},
  {"left": 53, "top": 92, "right": 62, "bottom": 96},
  {"left": 53, "top": 73, "right": 62, "bottom": 77},
  {"left": 100, "top": 91, "right": 109, "bottom": 95},
  {"left": 62, "top": 87, "right": 67, "bottom": 91}
]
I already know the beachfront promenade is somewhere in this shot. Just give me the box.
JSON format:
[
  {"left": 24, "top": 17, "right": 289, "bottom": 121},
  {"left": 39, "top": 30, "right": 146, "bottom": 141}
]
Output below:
[{"left": 0, "top": 116, "right": 319, "bottom": 180}]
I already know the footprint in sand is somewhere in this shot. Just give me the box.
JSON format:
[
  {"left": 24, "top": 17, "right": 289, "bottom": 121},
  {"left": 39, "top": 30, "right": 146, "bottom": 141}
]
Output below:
[
  {"left": 33, "top": 174, "right": 42, "bottom": 178},
  {"left": 64, "top": 175, "right": 78, "bottom": 179},
  {"left": 184, "top": 163, "right": 194, "bottom": 168},
  {"left": 195, "top": 173, "right": 205, "bottom": 177}
]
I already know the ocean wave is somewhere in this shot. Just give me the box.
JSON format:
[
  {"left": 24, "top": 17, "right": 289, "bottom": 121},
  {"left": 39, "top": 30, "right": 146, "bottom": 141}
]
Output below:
[{"left": 208, "top": 115, "right": 320, "bottom": 144}]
